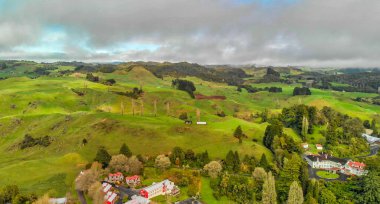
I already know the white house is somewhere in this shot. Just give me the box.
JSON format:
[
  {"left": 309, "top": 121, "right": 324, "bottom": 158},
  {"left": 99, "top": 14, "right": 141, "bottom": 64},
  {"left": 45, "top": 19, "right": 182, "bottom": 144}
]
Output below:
[
  {"left": 125, "top": 195, "right": 150, "bottom": 204},
  {"left": 316, "top": 144, "right": 323, "bottom": 151},
  {"left": 49, "top": 198, "right": 67, "bottom": 204},
  {"left": 342, "top": 160, "right": 368, "bottom": 176},
  {"left": 196, "top": 121, "right": 207, "bottom": 125},
  {"left": 126, "top": 175, "right": 141, "bottom": 187},
  {"left": 102, "top": 183, "right": 113, "bottom": 193},
  {"left": 108, "top": 172, "right": 124, "bottom": 183},
  {"left": 301, "top": 143, "right": 309, "bottom": 149},
  {"left": 304, "top": 154, "right": 367, "bottom": 176},
  {"left": 305, "top": 154, "right": 346, "bottom": 172},
  {"left": 105, "top": 192, "right": 118, "bottom": 204},
  {"left": 139, "top": 179, "right": 179, "bottom": 199}
]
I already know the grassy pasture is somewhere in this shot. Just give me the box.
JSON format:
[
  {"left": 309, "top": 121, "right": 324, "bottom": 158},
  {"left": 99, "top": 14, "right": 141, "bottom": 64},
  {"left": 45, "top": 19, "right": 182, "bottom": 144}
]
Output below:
[{"left": 0, "top": 66, "right": 379, "bottom": 196}]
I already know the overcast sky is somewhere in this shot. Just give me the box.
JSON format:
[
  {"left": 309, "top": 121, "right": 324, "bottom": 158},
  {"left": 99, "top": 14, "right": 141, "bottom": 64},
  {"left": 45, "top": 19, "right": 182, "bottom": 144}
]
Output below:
[{"left": 1, "top": 0, "right": 380, "bottom": 67}]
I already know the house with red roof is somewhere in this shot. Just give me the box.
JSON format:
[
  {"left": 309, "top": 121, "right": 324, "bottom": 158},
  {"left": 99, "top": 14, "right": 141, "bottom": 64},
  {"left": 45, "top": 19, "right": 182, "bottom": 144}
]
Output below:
[
  {"left": 126, "top": 175, "right": 141, "bottom": 187},
  {"left": 139, "top": 179, "right": 179, "bottom": 199},
  {"left": 342, "top": 160, "right": 368, "bottom": 176},
  {"left": 108, "top": 172, "right": 124, "bottom": 183}
]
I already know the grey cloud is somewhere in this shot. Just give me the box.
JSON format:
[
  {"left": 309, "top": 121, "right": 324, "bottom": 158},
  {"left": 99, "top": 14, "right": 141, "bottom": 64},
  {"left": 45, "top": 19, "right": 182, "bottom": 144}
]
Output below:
[{"left": 0, "top": 0, "right": 380, "bottom": 67}]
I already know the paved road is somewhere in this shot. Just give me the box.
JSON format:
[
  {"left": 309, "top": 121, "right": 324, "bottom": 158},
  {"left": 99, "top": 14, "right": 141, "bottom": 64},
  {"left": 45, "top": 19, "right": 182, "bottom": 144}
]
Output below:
[{"left": 358, "top": 144, "right": 379, "bottom": 158}]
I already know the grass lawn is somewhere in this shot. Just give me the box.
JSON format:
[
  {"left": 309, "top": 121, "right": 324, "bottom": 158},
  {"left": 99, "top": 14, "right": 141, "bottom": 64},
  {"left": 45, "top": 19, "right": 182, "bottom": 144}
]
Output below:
[
  {"left": 316, "top": 171, "right": 340, "bottom": 179},
  {"left": 200, "top": 177, "right": 233, "bottom": 204}
]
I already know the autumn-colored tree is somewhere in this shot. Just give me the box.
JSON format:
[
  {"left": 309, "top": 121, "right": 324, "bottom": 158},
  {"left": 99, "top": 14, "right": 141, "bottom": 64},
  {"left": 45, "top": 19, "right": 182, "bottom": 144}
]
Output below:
[
  {"left": 32, "top": 194, "right": 50, "bottom": 204},
  {"left": 287, "top": 181, "right": 303, "bottom": 204},
  {"left": 253, "top": 167, "right": 267, "bottom": 181},
  {"left": 127, "top": 156, "right": 143, "bottom": 175},
  {"left": 75, "top": 163, "right": 101, "bottom": 191},
  {"left": 109, "top": 154, "right": 129, "bottom": 173},
  {"left": 88, "top": 182, "right": 105, "bottom": 204},
  {"left": 155, "top": 155, "right": 171, "bottom": 171},
  {"left": 203, "top": 161, "right": 222, "bottom": 178}
]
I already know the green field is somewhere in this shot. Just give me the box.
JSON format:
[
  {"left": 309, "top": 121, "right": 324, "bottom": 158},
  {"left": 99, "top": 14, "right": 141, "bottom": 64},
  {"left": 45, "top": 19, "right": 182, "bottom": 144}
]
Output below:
[
  {"left": 0, "top": 65, "right": 379, "bottom": 197},
  {"left": 316, "top": 171, "right": 340, "bottom": 179}
]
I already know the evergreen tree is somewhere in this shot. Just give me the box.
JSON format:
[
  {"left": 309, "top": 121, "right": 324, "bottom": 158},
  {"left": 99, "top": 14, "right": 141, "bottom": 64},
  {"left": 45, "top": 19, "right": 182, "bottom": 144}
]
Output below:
[
  {"left": 262, "top": 171, "right": 277, "bottom": 204},
  {"left": 363, "top": 120, "right": 371, "bottom": 129},
  {"left": 225, "top": 150, "right": 235, "bottom": 171},
  {"left": 94, "top": 146, "right": 111, "bottom": 168},
  {"left": 360, "top": 171, "right": 380, "bottom": 204},
  {"left": 233, "top": 125, "right": 243, "bottom": 143},
  {"left": 371, "top": 119, "right": 378, "bottom": 135},
  {"left": 233, "top": 151, "right": 240, "bottom": 173},
  {"left": 318, "top": 189, "right": 336, "bottom": 204},
  {"left": 278, "top": 153, "right": 302, "bottom": 202},
  {"left": 286, "top": 181, "right": 303, "bottom": 204},
  {"left": 0, "top": 62, "right": 6, "bottom": 70},
  {"left": 119, "top": 143, "right": 132, "bottom": 157},
  {"left": 170, "top": 146, "right": 185, "bottom": 166},
  {"left": 259, "top": 153, "right": 269, "bottom": 170},
  {"left": 301, "top": 116, "right": 309, "bottom": 138}
]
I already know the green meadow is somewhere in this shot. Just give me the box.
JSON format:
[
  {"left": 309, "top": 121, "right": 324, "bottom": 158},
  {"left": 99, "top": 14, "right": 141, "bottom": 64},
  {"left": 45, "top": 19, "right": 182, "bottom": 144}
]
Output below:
[{"left": 0, "top": 66, "right": 379, "bottom": 197}]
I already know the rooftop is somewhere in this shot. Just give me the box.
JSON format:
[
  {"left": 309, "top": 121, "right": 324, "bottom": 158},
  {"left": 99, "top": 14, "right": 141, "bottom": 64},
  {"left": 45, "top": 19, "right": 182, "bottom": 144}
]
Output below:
[{"left": 306, "top": 154, "right": 347, "bottom": 165}]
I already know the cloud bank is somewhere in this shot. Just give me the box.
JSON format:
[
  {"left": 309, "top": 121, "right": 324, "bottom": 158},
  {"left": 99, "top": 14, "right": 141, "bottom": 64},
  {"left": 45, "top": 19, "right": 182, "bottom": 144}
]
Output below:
[{"left": 0, "top": 0, "right": 380, "bottom": 67}]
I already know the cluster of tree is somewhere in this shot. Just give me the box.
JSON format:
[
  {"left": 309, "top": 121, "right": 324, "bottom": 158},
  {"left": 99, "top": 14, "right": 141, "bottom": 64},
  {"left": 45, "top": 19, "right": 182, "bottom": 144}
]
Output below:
[
  {"left": 280, "top": 105, "right": 317, "bottom": 139},
  {"left": 293, "top": 87, "right": 312, "bottom": 96},
  {"left": 0, "top": 185, "right": 38, "bottom": 204},
  {"left": 164, "top": 169, "right": 201, "bottom": 196},
  {"left": 268, "top": 87, "right": 282, "bottom": 93},
  {"left": 114, "top": 87, "right": 144, "bottom": 99},
  {"left": 237, "top": 85, "right": 283, "bottom": 93},
  {"left": 75, "top": 64, "right": 117, "bottom": 73},
  {"left": 19, "top": 134, "right": 51, "bottom": 149},
  {"left": 71, "top": 88, "right": 85, "bottom": 96},
  {"left": 142, "top": 62, "right": 248, "bottom": 85},
  {"left": 86, "top": 73, "right": 100, "bottom": 82},
  {"left": 86, "top": 73, "right": 116, "bottom": 86},
  {"left": 167, "top": 146, "right": 210, "bottom": 168},
  {"left": 172, "top": 79, "right": 196, "bottom": 98},
  {"left": 0, "top": 62, "right": 7, "bottom": 70},
  {"left": 257, "top": 68, "right": 282, "bottom": 83},
  {"left": 354, "top": 97, "right": 380, "bottom": 106},
  {"left": 322, "top": 71, "right": 380, "bottom": 93}
]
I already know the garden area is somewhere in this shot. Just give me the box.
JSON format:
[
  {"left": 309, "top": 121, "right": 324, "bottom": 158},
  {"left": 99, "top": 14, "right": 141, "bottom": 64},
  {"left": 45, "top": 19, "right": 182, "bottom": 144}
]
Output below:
[{"left": 316, "top": 171, "right": 340, "bottom": 179}]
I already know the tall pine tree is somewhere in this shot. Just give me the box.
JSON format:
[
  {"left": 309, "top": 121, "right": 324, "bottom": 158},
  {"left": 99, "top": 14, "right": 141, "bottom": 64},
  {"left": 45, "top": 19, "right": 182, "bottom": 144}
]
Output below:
[
  {"left": 119, "top": 143, "right": 132, "bottom": 157},
  {"left": 94, "top": 146, "right": 111, "bottom": 168},
  {"left": 233, "top": 125, "right": 243, "bottom": 143}
]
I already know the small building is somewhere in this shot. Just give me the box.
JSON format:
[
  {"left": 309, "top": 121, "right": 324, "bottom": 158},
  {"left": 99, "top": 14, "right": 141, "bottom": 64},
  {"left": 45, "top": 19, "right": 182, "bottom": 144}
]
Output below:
[
  {"left": 139, "top": 179, "right": 178, "bottom": 199},
  {"left": 126, "top": 175, "right": 141, "bottom": 187},
  {"left": 49, "top": 198, "right": 67, "bottom": 204},
  {"left": 184, "top": 120, "right": 192, "bottom": 125},
  {"left": 301, "top": 143, "right": 309, "bottom": 149},
  {"left": 125, "top": 195, "right": 150, "bottom": 204},
  {"left": 316, "top": 144, "right": 323, "bottom": 151},
  {"left": 362, "top": 133, "right": 380, "bottom": 144},
  {"left": 102, "top": 182, "right": 113, "bottom": 193},
  {"left": 196, "top": 121, "right": 207, "bottom": 125},
  {"left": 106, "top": 192, "right": 118, "bottom": 204},
  {"left": 108, "top": 172, "right": 124, "bottom": 183}
]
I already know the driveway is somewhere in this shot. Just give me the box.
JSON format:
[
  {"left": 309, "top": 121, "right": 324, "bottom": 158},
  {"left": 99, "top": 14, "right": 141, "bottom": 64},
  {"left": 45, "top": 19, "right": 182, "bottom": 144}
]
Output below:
[
  {"left": 357, "top": 144, "right": 379, "bottom": 158},
  {"left": 307, "top": 165, "right": 348, "bottom": 181}
]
